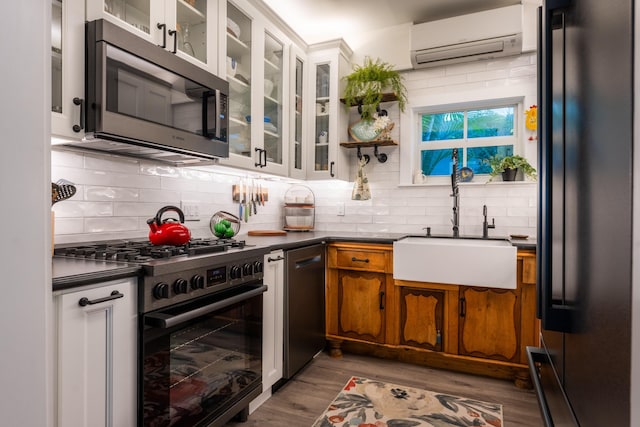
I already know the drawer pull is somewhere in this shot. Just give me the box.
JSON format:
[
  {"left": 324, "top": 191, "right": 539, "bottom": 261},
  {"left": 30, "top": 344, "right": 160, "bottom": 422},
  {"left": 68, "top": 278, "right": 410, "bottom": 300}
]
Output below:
[
  {"left": 351, "top": 257, "right": 370, "bottom": 263},
  {"left": 78, "top": 290, "right": 123, "bottom": 307}
]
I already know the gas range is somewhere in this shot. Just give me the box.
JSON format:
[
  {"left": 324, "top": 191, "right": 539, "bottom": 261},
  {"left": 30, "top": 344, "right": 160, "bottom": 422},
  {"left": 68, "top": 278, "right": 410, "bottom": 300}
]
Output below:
[{"left": 55, "top": 238, "right": 269, "bottom": 312}]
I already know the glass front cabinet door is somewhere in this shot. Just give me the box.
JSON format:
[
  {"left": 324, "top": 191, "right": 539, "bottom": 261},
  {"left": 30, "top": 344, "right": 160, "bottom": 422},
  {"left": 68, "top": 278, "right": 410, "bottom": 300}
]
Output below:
[
  {"left": 222, "top": 0, "right": 290, "bottom": 175},
  {"left": 262, "top": 31, "right": 286, "bottom": 174},
  {"left": 87, "top": 0, "right": 219, "bottom": 74},
  {"left": 51, "top": 0, "right": 86, "bottom": 139},
  {"left": 307, "top": 41, "right": 352, "bottom": 181},
  {"left": 224, "top": 1, "right": 254, "bottom": 167},
  {"left": 289, "top": 45, "right": 307, "bottom": 180}
]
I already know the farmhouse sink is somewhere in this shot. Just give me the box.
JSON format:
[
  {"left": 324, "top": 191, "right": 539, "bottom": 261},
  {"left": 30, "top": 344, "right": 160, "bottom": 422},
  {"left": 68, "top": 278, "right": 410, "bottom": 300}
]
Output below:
[{"left": 393, "top": 236, "right": 517, "bottom": 289}]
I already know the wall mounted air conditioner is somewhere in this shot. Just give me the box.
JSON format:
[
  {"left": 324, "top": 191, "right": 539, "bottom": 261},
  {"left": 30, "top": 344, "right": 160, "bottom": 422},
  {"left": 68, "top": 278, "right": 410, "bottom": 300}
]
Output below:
[{"left": 411, "top": 5, "right": 523, "bottom": 69}]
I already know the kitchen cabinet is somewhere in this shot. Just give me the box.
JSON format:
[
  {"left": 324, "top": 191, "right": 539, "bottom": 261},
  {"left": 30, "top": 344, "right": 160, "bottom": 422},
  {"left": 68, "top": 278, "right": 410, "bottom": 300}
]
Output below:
[
  {"left": 458, "top": 286, "right": 521, "bottom": 362},
  {"left": 288, "top": 45, "right": 308, "bottom": 180},
  {"left": 261, "top": 250, "right": 284, "bottom": 391},
  {"left": 326, "top": 242, "right": 394, "bottom": 353},
  {"left": 86, "top": 0, "right": 220, "bottom": 74},
  {"left": 221, "top": 0, "right": 290, "bottom": 175},
  {"left": 250, "top": 249, "right": 284, "bottom": 412},
  {"left": 399, "top": 287, "right": 446, "bottom": 352},
  {"left": 328, "top": 245, "right": 538, "bottom": 387},
  {"left": 51, "top": 0, "right": 85, "bottom": 140},
  {"left": 55, "top": 278, "right": 137, "bottom": 427},
  {"left": 306, "top": 40, "right": 353, "bottom": 181}
]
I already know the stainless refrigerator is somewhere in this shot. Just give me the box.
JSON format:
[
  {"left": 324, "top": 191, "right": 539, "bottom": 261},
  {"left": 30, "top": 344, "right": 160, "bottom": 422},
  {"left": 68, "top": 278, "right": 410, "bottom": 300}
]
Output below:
[{"left": 527, "top": 0, "right": 633, "bottom": 425}]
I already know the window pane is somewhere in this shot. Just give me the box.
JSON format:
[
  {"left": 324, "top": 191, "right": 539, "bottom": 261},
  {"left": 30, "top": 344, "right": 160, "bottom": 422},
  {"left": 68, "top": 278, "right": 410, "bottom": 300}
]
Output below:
[
  {"left": 421, "top": 112, "right": 464, "bottom": 141},
  {"left": 467, "top": 107, "right": 514, "bottom": 138},
  {"left": 421, "top": 148, "right": 461, "bottom": 176},
  {"left": 467, "top": 145, "right": 513, "bottom": 174}
]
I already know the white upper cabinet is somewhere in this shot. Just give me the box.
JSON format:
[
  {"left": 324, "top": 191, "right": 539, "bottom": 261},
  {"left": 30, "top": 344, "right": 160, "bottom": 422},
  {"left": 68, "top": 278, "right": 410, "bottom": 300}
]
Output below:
[
  {"left": 87, "top": 0, "right": 219, "bottom": 74},
  {"left": 306, "top": 41, "right": 353, "bottom": 181},
  {"left": 288, "top": 45, "right": 308, "bottom": 180},
  {"left": 51, "top": 0, "right": 85, "bottom": 139},
  {"left": 221, "top": 0, "right": 290, "bottom": 176}
]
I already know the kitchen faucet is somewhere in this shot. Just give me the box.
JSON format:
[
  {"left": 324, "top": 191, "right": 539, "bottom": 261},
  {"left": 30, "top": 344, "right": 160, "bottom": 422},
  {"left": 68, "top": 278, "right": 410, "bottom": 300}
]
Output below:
[
  {"left": 482, "top": 204, "right": 495, "bottom": 238},
  {"left": 451, "top": 148, "right": 460, "bottom": 237}
]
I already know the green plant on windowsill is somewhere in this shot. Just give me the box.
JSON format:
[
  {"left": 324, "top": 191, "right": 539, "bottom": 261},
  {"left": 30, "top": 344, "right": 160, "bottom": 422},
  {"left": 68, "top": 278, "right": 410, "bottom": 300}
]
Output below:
[
  {"left": 487, "top": 155, "right": 537, "bottom": 181},
  {"left": 342, "top": 57, "right": 408, "bottom": 120}
]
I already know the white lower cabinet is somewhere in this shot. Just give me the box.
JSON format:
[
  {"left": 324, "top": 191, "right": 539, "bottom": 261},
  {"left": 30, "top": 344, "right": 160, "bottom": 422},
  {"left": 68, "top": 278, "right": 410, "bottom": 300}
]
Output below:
[
  {"left": 56, "top": 278, "right": 137, "bottom": 427},
  {"left": 250, "top": 249, "right": 284, "bottom": 412}
]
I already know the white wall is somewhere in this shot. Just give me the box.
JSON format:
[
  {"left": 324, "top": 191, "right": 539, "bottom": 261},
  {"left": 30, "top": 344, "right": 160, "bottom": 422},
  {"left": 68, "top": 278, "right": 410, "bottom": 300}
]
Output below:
[
  {"left": 51, "top": 52, "right": 539, "bottom": 242},
  {"left": 51, "top": 150, "right": 293, "bottom": 243},
  {"left": 310, "top": 51, "right": 539, "bottom": 238},
  {"left": 0, "top": 2, "right": 53, "bottom": 426}
]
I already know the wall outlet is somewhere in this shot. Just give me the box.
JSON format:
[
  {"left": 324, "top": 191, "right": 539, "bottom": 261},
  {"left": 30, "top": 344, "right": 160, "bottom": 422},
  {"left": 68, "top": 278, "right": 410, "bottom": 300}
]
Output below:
[
  {"left": 337, "top": 202, "right": 345, "bottom": 216},
  {"left": 180, "top": 202, "right": 200, "bottom": 221}
]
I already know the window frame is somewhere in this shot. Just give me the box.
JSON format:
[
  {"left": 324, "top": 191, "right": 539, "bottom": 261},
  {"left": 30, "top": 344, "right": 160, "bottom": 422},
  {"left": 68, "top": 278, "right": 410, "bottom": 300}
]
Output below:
[{"left": 414, "top": 99, "right": 521, "bottom": 183}]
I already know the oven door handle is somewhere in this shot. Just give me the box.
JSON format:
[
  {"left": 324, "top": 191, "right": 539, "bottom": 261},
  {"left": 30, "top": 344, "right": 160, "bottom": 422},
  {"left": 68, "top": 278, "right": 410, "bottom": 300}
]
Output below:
[{"left": 145, "top": 285, "right": 267, "bottom": 329}]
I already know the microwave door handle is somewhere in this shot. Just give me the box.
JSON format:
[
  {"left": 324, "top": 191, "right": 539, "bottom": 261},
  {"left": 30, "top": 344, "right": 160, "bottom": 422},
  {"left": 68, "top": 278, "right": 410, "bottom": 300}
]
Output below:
[
  {"left": 202, "top": 90, "right": 211, "bottom": 138},
  {"left": 215, "top": 90, "right": 222, "bottom": 140},
  {"left": 145, "top": 285, "right": 267, "bottom": 328}
]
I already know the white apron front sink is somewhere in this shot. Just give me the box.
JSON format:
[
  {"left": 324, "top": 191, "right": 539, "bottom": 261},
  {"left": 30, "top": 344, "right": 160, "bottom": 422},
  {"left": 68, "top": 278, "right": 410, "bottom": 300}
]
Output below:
[{"left": 393, "top": 236, "right": 517, "bottom": 289}]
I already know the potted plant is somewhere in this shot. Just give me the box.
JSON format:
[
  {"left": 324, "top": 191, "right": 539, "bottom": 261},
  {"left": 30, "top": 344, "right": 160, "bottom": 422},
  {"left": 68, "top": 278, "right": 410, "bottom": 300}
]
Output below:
[
  {"left": 342, "top": 57, "right": 408, "bottom": 120},
  {"left": 487, "top": 154, "right": 537, "bottom": 181}
]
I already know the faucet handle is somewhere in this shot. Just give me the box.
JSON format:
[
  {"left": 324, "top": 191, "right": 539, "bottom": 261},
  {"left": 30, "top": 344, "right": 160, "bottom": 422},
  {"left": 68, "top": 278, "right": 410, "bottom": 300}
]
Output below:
[
  {"left": 422, "top": 226, "right": 431, "bottom": 237},
  {"left": 489, "top": 218, "right": 496, "bottom": 229}
]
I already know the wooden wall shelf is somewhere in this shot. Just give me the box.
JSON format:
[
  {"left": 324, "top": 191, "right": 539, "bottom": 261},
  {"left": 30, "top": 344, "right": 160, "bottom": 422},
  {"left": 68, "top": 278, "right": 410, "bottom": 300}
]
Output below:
[
  {"left": 340, "top": 92, "right": 399, "bottom": 104},
  {"left": 340, "top": 140, "right": 397, "bottom": 148}
]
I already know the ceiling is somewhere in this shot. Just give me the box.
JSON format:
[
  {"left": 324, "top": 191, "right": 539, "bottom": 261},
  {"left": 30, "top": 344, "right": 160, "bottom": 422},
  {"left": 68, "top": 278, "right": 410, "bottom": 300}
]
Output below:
[{"left": 261, "top": 0, "right": 522, "bottom": 46}]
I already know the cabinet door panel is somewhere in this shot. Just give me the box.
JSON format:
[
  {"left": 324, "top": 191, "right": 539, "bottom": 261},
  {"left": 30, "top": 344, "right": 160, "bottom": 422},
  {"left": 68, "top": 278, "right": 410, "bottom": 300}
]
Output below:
[
  {"left": 337, "top": 271, "right": 385, "bottom": 343},
  {"left": 459, "top": 287, "right": 520, "bottom": 362},
  {"left": 57, "top": 279, "right": 137, "bottom": 427},
  {"left": 400, "top": 288, "right": 443, "bottom": 351}
]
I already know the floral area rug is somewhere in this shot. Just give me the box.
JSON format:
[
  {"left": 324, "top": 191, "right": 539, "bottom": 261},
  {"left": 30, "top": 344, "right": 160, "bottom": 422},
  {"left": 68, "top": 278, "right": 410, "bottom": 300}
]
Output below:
[{"left": 312, "top": 376, "right": 503, "bottom": 427}]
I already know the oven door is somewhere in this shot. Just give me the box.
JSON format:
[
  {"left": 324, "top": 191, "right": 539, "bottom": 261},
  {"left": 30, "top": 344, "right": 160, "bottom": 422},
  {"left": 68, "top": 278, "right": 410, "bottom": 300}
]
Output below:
[{"left": 140, "top": 283, "right": 265, "bottom": 427}]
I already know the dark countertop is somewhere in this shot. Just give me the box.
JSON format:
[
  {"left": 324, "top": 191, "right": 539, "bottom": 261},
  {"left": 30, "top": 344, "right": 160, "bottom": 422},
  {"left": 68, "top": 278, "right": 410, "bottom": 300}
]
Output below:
[
  {"left": 52, "top": 257, "right": 140, "bottom": 292},
  {"left": 52, "top": 231, "right": 536, "bottom": 290}
]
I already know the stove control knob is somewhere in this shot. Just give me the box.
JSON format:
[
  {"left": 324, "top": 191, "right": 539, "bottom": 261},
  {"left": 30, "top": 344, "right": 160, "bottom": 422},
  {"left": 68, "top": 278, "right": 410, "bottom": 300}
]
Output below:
[
  {"left": 242, "top": 263, "right": 253, "bottom": 276},
  {"left": 230, "top": 265, "right": 242, "bottom": 280},
  {"left": 173, "top": 278, "right": 188, "bottom": 294},
  {"left": 253, "top": 261, "right": 263, "bottom": 273},
  {"left": 153, "top": 282, "right": 170, "bottom": 299},
  {"left": 191, "top": 275, "right": 205, "bottom": 290}
]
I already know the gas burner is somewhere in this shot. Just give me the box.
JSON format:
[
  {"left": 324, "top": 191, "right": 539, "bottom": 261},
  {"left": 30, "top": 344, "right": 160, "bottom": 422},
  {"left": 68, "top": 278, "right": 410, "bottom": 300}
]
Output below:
[{"left": 55, "top": 238, "right": 248, "bottom": 262}]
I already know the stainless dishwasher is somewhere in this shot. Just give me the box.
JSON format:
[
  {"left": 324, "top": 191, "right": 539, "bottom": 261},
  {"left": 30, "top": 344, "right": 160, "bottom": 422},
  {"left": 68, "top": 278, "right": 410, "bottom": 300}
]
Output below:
[{"left": 283, "top": 244, "right": 326, "bottom": 378}]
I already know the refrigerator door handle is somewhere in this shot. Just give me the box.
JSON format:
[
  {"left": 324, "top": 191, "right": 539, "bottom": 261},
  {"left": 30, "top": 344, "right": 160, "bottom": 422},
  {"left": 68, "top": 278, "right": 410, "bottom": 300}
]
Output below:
[{"left": 538, "top": 3, "right": 575, "bottom": 333}]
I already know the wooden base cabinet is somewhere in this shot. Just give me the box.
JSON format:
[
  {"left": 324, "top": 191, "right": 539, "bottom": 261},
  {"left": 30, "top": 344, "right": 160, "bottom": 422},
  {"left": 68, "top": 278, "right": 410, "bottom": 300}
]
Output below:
[
  {"left": 399, "top": 287, "right": 445, "bottom": 352},
  {"left": 326, "top": 244, "right": 538, "bottom": 388},
  {"left": 326, "top": 242, "right": 394, "bottom": 354},
  {"left": 458, "top": 286, "right": 521, "bottom": 363}
]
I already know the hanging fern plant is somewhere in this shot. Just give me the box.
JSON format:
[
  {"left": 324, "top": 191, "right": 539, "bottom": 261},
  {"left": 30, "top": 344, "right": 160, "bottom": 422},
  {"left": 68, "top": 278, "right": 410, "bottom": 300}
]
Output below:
[{"left": 343, "top": 57, "right": 408, "bottom": 120}]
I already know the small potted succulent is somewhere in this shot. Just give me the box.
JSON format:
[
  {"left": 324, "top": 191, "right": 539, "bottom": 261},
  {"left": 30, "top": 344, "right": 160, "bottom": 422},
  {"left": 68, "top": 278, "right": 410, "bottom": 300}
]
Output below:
[
  {"left": 342, "top": 57, "right": 408, "bottom": 120},
  {"left": 487, "top": 155, "right": 537, "bottom": 181}
]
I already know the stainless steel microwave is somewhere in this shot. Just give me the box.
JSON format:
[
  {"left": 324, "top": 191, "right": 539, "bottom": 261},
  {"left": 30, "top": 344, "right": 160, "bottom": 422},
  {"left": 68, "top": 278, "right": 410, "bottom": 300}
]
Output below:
[{"left": 70, "top": 19, "right": 229, "bottom": 165}]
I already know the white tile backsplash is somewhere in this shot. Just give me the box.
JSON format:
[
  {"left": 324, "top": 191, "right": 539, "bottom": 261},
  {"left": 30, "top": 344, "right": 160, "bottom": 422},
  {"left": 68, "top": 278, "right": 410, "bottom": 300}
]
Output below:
[{"left": 51, "top": 52, "right": 538, "bottom": 243}]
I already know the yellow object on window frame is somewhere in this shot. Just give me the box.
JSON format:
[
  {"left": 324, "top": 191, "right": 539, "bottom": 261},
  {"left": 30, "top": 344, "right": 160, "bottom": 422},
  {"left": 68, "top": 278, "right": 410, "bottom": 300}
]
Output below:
[{"left": 525, "top": 105, "right": 537, "bottom": 131}]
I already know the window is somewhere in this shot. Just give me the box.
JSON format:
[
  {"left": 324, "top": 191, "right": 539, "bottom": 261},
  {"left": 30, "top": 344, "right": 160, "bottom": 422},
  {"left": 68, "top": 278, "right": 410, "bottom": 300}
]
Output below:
[{"left": 417, "top": 103, "right": 518, "bottom": 178}]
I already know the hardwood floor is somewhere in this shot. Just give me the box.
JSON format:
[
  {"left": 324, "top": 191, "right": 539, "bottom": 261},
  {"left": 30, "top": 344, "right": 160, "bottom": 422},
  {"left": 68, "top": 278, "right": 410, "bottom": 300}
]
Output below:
[{"left": 228, "top": 351, "right": 543, "bottom": 426}]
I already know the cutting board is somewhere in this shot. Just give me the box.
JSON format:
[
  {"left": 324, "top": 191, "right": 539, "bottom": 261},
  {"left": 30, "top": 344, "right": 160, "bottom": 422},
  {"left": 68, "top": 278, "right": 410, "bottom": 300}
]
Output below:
[{"left": 248, "top": 230, "right": 287, "bottom": 236}]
